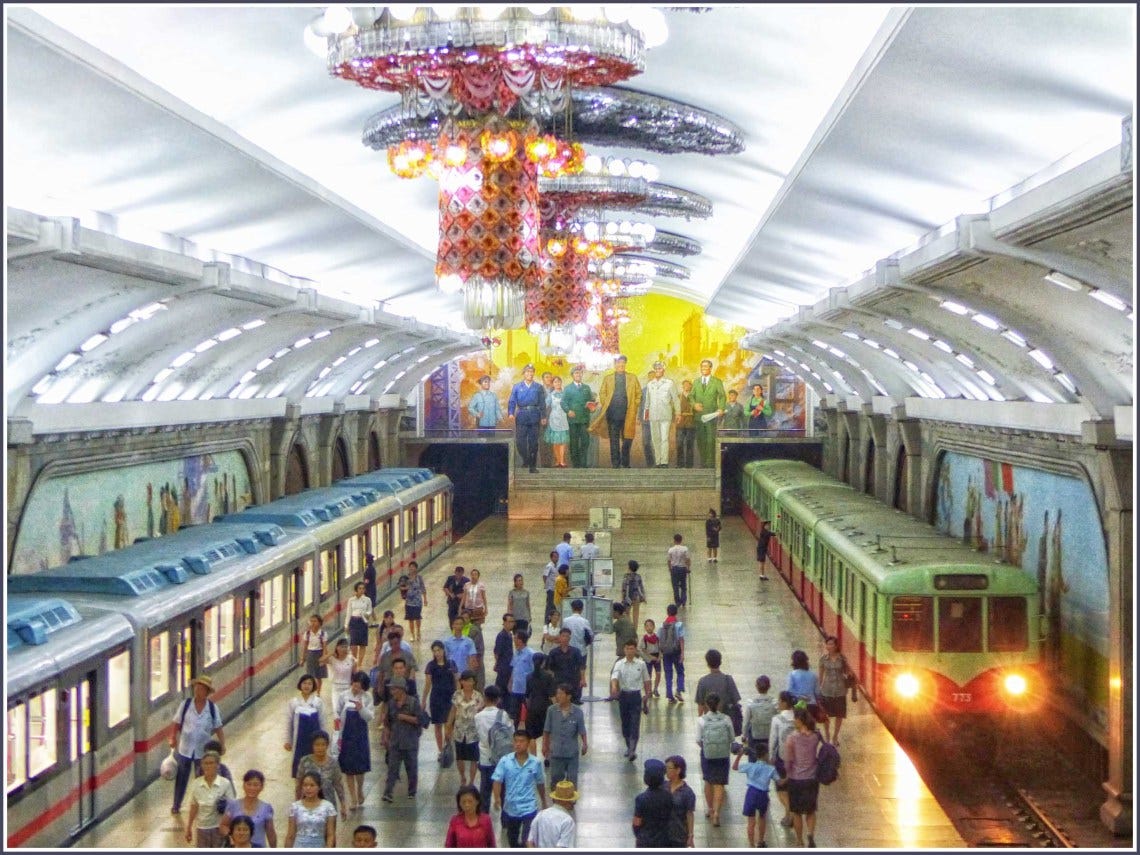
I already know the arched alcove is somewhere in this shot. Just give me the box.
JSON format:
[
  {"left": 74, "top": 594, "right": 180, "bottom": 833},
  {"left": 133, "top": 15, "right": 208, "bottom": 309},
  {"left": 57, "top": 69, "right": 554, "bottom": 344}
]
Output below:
[
  {"left": 284, "top": 443, "right": 310, "bottom": 496},
  {"left": 368, "top": 431, "right": 382, "bottom": 472},
  {"left": 332, "top": 436, "right": 350, "bottom": 482},
  {"left": 864, "top": 439, "right": 876, "bottom": 495},
  {"left": 893, "top": 445, "right": 909, "bottom": 512}
]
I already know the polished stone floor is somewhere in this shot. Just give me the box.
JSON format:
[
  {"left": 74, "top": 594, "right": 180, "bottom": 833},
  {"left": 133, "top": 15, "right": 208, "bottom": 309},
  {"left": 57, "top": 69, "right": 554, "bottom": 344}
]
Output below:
[{"left": 75, "top": 516, "right": 964, "bottom": 849}]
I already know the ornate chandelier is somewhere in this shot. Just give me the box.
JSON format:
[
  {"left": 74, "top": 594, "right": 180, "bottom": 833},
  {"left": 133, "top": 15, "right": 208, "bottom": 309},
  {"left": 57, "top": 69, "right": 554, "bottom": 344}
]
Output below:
[{"left": 320, "top": 5, "right": 666, "bottom": 330}]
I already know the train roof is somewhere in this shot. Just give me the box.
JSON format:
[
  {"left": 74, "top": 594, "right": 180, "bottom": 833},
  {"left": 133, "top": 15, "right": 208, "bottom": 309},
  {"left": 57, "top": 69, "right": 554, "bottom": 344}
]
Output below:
[
  {"left": 7, "top": 595, "right": 135, "bottom": 696},
  {"left": 215, "top": 484, "right": 391, "bottom": 529},
  {"left": 776, "top": 482, "right": 1034, "bottom": 592},
  {"left": 7, "top": 518, "right": 314, "bottom": 601}
]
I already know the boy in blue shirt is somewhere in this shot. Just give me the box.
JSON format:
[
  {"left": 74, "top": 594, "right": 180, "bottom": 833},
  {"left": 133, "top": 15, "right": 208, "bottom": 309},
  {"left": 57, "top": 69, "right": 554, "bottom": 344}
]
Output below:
[{"left": 733, "top": 741, "right": 780, "bottom": 847}]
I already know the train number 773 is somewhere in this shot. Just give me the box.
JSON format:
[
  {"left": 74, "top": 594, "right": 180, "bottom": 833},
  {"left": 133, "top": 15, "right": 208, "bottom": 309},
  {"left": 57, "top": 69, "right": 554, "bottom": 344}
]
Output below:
[{"left": 951, "top": 692, "right": 973, "bottom": 703}]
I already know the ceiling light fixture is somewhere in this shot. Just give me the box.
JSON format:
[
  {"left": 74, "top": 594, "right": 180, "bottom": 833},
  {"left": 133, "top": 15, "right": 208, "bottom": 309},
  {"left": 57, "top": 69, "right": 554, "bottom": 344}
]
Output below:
[{"left": 1043, "top": 270, "right": 1083, "bottom": 291}]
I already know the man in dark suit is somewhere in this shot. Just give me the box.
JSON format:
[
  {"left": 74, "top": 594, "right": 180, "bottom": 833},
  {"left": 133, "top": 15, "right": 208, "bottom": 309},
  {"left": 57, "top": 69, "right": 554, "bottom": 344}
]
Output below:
[{"left": 508, "top": 364, "right": 546, "bottom": 473}]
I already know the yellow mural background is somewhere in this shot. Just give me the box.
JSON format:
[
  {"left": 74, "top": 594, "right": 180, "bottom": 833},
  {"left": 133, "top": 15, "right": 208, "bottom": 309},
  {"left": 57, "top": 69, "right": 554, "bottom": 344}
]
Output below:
[{"left": 455, "top": 294, "right": 759, "bottom": 423}]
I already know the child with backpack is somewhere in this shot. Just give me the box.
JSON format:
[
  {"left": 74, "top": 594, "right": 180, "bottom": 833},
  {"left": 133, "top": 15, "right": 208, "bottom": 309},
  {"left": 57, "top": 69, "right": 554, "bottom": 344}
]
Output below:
[
  {"left": 744, "top": 675, "right": 778, "bottom": 756},
  {"left": 639, "top": 619, "right": 662, "bottom": 698},
  {"left": 697, "top": 692, "right": 734, "bottom": 826},
  {"left": 733, "top": 741, "right": 780, "bottom": 847},
  {"left": 659, "top": 604, "right": 686, "bottom": 703}
]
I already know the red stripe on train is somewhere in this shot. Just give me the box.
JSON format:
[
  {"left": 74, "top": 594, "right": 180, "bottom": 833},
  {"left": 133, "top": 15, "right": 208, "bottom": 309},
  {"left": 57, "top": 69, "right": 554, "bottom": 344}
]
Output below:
[{"left": 7, "top": 748, "right": 135, "bottom": 847}]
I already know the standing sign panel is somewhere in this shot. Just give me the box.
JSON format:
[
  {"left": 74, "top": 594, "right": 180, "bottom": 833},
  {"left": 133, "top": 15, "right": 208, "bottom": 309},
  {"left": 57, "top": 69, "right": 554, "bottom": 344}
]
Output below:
[
  {"left": 590, "top": 596, "right": 614, "bottom": 633},
  {"left": 589, "top": 558, "right": 614, "bottom": 590},
  {"left": 588, "top": 507, "right": 622, "bottom": 530},
  {"left": 568, "top": 559, "right": 590, "bottom": 589}
]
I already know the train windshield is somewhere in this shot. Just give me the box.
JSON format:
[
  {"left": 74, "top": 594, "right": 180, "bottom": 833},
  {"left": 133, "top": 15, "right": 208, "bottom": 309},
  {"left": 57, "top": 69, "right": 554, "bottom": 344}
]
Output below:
[
  {"left": 988, "top": 597, "right": 1029, "bottom": 651},
  {"left": 937, "top": 597, "right": 983, "bottom": 652},
  {"left": 891, "top": 596, "right": 934, "bottom": 651}
]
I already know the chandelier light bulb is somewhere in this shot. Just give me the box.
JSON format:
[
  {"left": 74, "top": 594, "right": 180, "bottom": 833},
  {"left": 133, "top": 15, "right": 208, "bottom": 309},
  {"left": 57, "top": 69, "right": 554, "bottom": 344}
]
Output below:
[
  {"left": 322, "top": 5, "right": 354, "bottom": 34},
  {"left": 583, "top": 154, "right": 603, "bottom": 175},
  {"left": 443, "top": 144, "right": 468, "bottom": 167},
  {"left": 626, "top": 160, "right": 644, "bottom": 178},
  {"left": 303, "top": 23, "right": 329, "bottom": 56},
  {"left": 642, "top": 163, "right": 660, "bottom": 182},
  {"left": 479, "top": 4, "right": 508, "bottom": 19},
  {"left": 632, "top": 6, "right": 669, "bottom": 48},
  {"left": 583, "top": 222, "right": 600, "bottom": 241},
  {"left": 607, "top": 159, "right": 627, "bottom": 176},
  {"left": 605, "top": 221, "right": 619, "bottom": 235},
  {"left": 387, "top": 4, "right": 419, "bottom": 22},
  {"left": 432, "top": 5, "right": 459, "bottom": 20},
  {"left": 573, "top": 5, "right": 603, "bottom": 22}
]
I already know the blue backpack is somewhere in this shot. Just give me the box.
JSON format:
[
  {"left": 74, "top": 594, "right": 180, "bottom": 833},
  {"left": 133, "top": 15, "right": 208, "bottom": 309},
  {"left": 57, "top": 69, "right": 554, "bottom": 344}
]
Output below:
[{"left": 815, "top": 734, "right": 840, "bottom": 784}]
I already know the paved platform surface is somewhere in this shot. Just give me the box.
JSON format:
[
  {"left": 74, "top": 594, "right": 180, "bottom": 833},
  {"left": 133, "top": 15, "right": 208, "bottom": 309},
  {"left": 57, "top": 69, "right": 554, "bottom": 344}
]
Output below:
[{"left": 75, "top": 515, "right": 964, "bottom": 849}]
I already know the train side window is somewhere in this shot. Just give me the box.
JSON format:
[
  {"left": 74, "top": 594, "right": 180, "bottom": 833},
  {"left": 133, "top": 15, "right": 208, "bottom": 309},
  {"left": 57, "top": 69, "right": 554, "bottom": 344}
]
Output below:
[
  {"left": 302, "top": 559, "right": 314, "bottom": 606},
  {"left": 204, "top": 605, "right": 218, "bottom": 666},
  {"left": 988, "top": 597, "right": 1029, "bottom": 651},
  {"left": 175, "top": 625, "right": 193, "bottom": 693},
  {"left": 150, "top": 631, "right": 170, "bottom": 700},
  {"left": 320, "top": 549, "right": 337, "bottom": 596},
  {"left": 7, "top": 703, "right": 28, "bottom": 793},
  {"left": 26, "top": 690, "right": 57, "bottom": 779},
  {"left": 370, "top": 521, "right": 385, "bottom": 558},
  {"left": 891, "top": 596, "right": 933, "bottom": 651},
  {"left": 343, "top": 535, "right": 360, "bottom": 581},
  {"left": 107, "top": 651, "right": 131, "bottom": 728},
  {"left": 417, "top": 501, "right": 428, "bottom": 534},
  {"left": 938, "top": 597, "right": 983, "bottom": 653},
  {"left": 403, "top": 509, "right": 413, "bottom": 544},
  {"left": 218, "top": 597, "right": 235, "bottom": 660}
]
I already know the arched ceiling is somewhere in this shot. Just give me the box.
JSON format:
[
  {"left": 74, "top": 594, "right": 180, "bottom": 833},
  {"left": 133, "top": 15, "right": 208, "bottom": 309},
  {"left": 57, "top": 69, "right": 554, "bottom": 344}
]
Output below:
[{"left": 4, "top": 5, "right": 1135, "bottom": 435}]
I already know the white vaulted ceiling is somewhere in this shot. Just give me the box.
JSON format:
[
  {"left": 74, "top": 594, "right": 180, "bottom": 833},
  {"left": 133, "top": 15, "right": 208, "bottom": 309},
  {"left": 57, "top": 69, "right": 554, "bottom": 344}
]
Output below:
[{"left": 4, "top": 5, "right": 1136, "bottom": 428}]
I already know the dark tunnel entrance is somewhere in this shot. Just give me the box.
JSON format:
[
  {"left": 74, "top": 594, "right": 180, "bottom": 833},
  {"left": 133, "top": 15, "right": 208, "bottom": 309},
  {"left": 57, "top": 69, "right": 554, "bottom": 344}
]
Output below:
[{"left": 417, "top": 444, "right": 509, "bottom": 538}]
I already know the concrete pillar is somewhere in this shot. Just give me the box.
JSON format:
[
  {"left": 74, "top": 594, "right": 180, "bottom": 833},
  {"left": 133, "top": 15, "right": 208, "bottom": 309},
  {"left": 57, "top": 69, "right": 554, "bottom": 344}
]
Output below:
[
  {"left": 268, "top": 404, "right": 302, "bottom": 499},
  {"left": 863, "top": 407, "right": 889, "bottom": 502},
  {"left": 315, "top": 408, "right": 347, "bottom": 487},
  {"left": 820, "top": 407, "right": 841, "bottom": 478},
  {"left": 893, "top": 407, "right": 923, "bottom": 518},
  {"left": 839, "top": 409, "right": 862, "bottom": 487},
  {"left": 1096, "top": 443, "right": 1132, "bottom": 836}
]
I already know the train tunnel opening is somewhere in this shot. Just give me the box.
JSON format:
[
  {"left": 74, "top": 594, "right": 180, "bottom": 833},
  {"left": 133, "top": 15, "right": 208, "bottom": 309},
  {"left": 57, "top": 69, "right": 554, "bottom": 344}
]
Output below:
[
  {"left": 416, "top": 443, "right": 509, "bottom": 537},
  {"left": 719, "top": 441, "right": 823, "bottom": 515}
]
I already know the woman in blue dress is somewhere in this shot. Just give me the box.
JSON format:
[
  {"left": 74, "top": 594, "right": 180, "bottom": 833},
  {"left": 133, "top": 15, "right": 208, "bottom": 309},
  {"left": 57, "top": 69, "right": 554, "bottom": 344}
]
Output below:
[
  {"left": 545, "top": 375, "right": 570, "bottom": 468},
  {"left": 786, "top": 649, "right": 828, "bottom": 727},
  {"left": 284, "top": 675, "right": 325, "bottom": 778},
  {"left": 422, "top": 640, "right": 459, "bottom": 761},
  {"left": 335, "top": 671, "right": 374, "bottom": 810}
]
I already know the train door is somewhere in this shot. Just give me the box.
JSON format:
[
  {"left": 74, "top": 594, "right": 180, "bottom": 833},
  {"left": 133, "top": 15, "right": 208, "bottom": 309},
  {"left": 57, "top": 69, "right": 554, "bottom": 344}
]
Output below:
[
  {"left": 66, "top": 674, "right": 95, "bottom": 835},
  {"left": 240, "top": 592, "right": 255, "bottom": 706},
  {"left": 172, "top": 621, "right": 196, "bottom": 694},
  {"left": 290, "top": 566, "right": 303, "bottom": 667},
  {"left": 860, "top": 582, "right": 872, "bottom": 696},
  {"left": 319, "top": 547, "right": 340, "bottom": 630}
]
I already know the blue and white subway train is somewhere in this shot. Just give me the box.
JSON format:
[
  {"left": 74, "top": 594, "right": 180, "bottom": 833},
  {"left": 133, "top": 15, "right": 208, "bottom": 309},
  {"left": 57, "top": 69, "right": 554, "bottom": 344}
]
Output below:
[{"left": 5, "top": 468, "right": 452, "bottom": 848}]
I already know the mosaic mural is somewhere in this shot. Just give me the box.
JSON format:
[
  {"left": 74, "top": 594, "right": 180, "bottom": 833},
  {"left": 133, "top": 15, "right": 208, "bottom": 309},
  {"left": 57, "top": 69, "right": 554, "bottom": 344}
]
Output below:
[
  {"left": 934, "top": 451, "right": 1109, "bottom": 730},
  {"left": 424, "top": 293, "right": 806, "bottom": 433},
  {"left": 11, "top": 451, "right": 252, "bottom": 575}
]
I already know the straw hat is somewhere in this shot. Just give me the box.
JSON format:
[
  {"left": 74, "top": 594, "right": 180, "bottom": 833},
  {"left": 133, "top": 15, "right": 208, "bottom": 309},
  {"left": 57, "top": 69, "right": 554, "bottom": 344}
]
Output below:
[
  {"left": 550, "top": 779, "right": 579, "bottom": 803},
  {"left": 191, "top": 675, "right": 215, "bottom": 694}
]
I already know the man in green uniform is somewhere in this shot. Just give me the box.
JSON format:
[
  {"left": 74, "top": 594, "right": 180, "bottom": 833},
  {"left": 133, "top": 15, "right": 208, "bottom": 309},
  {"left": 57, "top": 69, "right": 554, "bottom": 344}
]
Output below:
[
  {"left": 561, "top": 364, "right": 597, "bottom": 468},
  {"left": 690, "top": 359, "right": 726, "bottom": 468}
]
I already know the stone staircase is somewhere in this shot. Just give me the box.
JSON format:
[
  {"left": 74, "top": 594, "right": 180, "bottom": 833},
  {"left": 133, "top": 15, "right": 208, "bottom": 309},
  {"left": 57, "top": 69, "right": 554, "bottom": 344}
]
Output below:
[{"left": 508, "top": 466, "right": 718, "bottom": 520}]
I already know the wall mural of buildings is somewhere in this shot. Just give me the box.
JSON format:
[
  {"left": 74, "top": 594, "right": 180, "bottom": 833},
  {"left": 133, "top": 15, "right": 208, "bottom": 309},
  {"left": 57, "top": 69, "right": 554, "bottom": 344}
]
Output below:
[
  {"left": 934, "top": 451, "right": 1110, "bottom": 732},
  {"left": 11, "top": 450, "right": 252, "bottom": 575}
]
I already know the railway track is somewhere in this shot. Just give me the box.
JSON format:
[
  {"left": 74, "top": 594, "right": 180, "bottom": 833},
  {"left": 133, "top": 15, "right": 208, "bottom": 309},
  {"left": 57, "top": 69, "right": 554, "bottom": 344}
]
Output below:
[{"left": 891, "top": 717, "right": 1089, "bottom": 848}]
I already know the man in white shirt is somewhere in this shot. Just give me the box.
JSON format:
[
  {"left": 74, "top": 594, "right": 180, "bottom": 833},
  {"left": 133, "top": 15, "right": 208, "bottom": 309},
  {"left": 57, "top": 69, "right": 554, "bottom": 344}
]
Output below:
[
  {"left": 527, "top": 779, "right": 578, "bottom": 848},
  {"left": 169, "top": 676, "right": 225, "bottom": 814},
  {"left": 610, "top": 640, "right": 651, "bottom": 761},
  {"left": 666, "top": 533, "right": 692, "bottom": 607},
  {"left": 643, "top": 361, "right": 681, "bottom": 468},
  {"left": 561, "top": 600, "right": 593, "bottom": 654},
  {"left": 542, "top": 551, "right": 559, "bottom": 619},
  {"left": 579, "top": 531, "right": 600, "bottom": 561}
]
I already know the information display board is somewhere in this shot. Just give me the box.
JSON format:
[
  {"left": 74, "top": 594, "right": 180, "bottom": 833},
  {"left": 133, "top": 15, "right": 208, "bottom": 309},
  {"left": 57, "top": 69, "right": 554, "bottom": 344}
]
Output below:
[
  {"left": 589, "top": 558, "right": 614, "bottom": 590},
  {"left": 568, "top": 559, "right": 590, "bottom": 589},
  {"left": 568, "top": 529, "right": 612, "bottom": 558},
  {"left": 590, "top": 596, "right": 614, "bottom": 634},
  {"left": 588, "top": 507, "right": 622, "bottom": 530}
]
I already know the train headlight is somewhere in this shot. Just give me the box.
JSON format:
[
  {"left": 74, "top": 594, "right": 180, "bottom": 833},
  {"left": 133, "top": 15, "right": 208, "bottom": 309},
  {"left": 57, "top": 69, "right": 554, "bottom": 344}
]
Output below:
[
  {"left": 1003, "top": 673, "right": 1027, "bottom": 696},
  {"left": 894, "top": 672, "right": 920, "bottom": 698}
]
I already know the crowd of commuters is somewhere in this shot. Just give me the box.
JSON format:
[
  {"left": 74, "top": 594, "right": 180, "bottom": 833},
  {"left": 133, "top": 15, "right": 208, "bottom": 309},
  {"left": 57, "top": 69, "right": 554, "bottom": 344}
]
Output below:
[{"left": 166, "top": 519, "right": 848, "bottom": 848}]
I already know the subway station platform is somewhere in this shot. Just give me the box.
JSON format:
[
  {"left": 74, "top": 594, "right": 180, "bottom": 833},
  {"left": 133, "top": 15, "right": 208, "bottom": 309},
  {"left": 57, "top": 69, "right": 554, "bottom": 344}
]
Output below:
[{"left": 75, "top": 515, "right": 964, "bottom": 849}]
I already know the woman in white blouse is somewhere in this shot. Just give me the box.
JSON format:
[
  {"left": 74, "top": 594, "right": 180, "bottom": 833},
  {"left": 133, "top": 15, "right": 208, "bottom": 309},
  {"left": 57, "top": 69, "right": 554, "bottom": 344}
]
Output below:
[
  {"left": 345, "top": 581, "right": 373, "bottom": 663},
  {"left": 460, "top": 567, "right": 488, "bottom": 622},
  {"left": 285, "top": 675, "right": 326, "bottom": 778},
  {"left": 334, "top": 671, "right": 374, "bottom": 810},
  {"left": 321, "top": 637, "right": 357, "bottom": 720}
]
